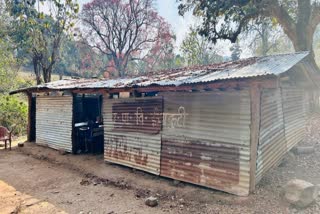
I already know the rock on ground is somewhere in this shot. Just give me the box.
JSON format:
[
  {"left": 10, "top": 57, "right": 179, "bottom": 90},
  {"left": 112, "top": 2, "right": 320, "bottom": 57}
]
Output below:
[
  {"left": 145, "top": 196, "right": 158, "bottom": 207},
  {"left": 282, "top": 179, "right": 318, "bottom": 208},
  {"left": 292, "top": 146, "right": 315, "bottom": 155}
]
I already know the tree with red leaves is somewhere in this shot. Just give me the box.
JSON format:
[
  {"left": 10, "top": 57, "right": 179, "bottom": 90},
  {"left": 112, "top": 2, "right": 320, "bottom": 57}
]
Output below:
[{"left": 81, "top": 0, "right": 173, "bottom": 77}]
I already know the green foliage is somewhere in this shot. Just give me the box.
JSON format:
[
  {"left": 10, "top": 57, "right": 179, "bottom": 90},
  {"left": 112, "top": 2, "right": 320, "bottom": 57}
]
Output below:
[
  {"left": 0, "top": 3, "right": 31, "bottom": 135},
  {"left": 54, "top": 38, "right": 80, "bottom": 77},
  {"left": 173, "top": 55, "right": 186, "bottom": 68},
  {"left": 0, "top": 39, "right": 17, "bottom": 93},
  {"left": 0, "top": 95, "right": 28, "bottom": 135},
  {"left": 178, "top": 0, "right": 261, "bottom": 44},
  {"left": 180, "top": 27, "right": 223, "bottom": 66},
  {"left": 243, "top": 19, "right": 294, "bottom": 56},
  {"left": 7, "top": 0, "right": 79, "bottom": 83},
  {"left": 178, "top": 0, "right": 320, "bottom": 67},
  {"left": 0, "top": 37, "right": 31, "bottom": 135}
]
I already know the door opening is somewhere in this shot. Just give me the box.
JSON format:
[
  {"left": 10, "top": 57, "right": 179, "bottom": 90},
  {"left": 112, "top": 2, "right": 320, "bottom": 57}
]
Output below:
[{"left": 72, "top": 94, "right": 104, "bottom": 154}]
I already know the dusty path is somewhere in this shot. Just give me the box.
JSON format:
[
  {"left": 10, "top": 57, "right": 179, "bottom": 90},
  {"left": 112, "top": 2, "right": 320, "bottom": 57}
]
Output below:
[
  {"left": 0, "top": 180, "right": 65, "bottom": 214},
  {"left": 0, "top": 151, "right": 169, "bottom": 214},
  {"left": 1, "top": 115, "right": 320, "bottom": 213}
]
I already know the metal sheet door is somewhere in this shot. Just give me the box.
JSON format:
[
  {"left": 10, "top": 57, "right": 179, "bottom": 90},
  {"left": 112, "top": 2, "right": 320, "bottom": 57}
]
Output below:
[
  {"left": 103, "top": 97, "right": 163, "bottom": 175},
  {"left": 36, "top": 96, "right": 73, "bottom": 152}
]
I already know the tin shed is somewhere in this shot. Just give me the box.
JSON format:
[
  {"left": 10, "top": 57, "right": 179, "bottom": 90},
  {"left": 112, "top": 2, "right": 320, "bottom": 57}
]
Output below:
[{"left": 10, "top": 52, "right": 319, "bottom": 196}]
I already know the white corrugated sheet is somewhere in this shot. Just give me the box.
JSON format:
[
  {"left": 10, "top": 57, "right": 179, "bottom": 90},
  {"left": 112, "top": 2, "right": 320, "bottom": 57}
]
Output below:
[{"left": 36, "top": 96, "right": 73, "bottom": 152}]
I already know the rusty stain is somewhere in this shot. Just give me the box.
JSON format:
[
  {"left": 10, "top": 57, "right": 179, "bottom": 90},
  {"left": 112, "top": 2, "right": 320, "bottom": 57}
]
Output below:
[
  {"left": 134, "top": 149, "right": 148, "bottom": 166},
  {"left": 106, "top": 135, "right": 149, "bottom": 166},
  {"left": 160, "top": 138, "right": 240, "bottom": 189}
]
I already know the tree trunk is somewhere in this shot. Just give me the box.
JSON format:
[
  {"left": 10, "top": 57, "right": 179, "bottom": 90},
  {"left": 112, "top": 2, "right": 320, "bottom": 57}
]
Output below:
[
  {"left": 59, "top": 72, "right": 63, "bottom": 80},
  {"left": 291, "top": 23, "right": 319, "bottom": 72},
  {"left": 114, "top": 56, "right": 126, "bottom": 77},
  {"left": 43, "top": 67, "right": 52, "bottom": 83},
  {"left": 261, "top": 23, "right": 269, "bottom": 56},
  {"left": 33, "top": 57, "right": 42, "bottom": 85},
  {"left": 270, "top": 0, "right": 319, "bottom": 72}
]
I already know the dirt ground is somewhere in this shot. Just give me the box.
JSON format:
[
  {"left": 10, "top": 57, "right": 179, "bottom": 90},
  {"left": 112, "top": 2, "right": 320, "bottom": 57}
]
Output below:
[
  {"left": 1, "top": 116, "right": 320, "bottom": 214},
  {"left": 0, "top": 180, "right": 65, "bottom": 213}
]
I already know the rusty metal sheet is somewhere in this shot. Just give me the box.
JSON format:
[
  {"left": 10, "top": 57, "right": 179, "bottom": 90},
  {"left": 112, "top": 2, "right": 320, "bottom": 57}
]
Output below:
[
  {"left": 159, "top": 91, "right": 251, "bottom": 196},
  {"left": 36, "top": 95, "right": 73, "bottom": 152},
  {"left": 256, "top": 89, "right": 287, "bottom": 183},
  {"left": 103, "top": 97, "right": 163, "bottom": 175},
  {"left": 281, "top": 86, "right": 306, "bottom": 151},
  {"left": 111, "top": 99, "right": 162, "bottom": 134},
  {"left": 160, "top": 91, "right": 251, "bottom": 145},
  {"left": 161, "top": 138, "right": 241, "bottom": 186}
]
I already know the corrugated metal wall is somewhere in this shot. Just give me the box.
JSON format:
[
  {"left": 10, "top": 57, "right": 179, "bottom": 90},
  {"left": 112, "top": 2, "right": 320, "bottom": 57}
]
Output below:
[
  {"left": 103, "top": 97, "right": 163, "bottom": 175},
  {"left": 36, "top": 96, "right": 73, "bottom": 152},
  {"left": 281, "top": 87, "right": 306, "bottom": 151},
  {"left": 159, "top": 91, "right": 251, "bottom": 196},
  {"left": 256, "top": 89, "right": 287, "bottom": 183}
]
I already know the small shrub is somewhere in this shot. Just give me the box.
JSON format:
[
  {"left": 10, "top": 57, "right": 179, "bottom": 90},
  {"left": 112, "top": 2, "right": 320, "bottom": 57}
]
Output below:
[{"left": 0, "top": 95, "right": 28, "bottom": 135}]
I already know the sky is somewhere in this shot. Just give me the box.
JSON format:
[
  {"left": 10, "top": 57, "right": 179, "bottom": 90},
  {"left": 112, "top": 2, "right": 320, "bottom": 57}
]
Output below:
[{"left": 155, "top": 0, "right": 195, "bottom": 48}]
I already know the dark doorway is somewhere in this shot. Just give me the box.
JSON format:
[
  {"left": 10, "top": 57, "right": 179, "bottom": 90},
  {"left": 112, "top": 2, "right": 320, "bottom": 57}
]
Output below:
[
  {"left": 72, "top": 94, "right": 104, "bottom": 154},
  {"left": 29, "top": 95, "right": 36, "bottom": 142}
]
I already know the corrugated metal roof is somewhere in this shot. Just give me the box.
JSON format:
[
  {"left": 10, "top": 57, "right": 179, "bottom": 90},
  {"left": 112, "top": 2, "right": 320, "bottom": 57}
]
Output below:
[{"left": 11, "top": 52, "right": 309, "bottom": 93}]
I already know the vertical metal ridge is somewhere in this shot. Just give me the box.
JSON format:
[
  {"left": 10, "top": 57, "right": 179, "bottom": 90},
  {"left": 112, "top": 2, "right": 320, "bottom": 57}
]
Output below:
[
  {"left": 36, "top": 96, "right": 73, "bottom": 152},
  {"left": 281, "top": 87, "right": 306, "bottom": 151},
  {"left": 256, "top": 89, "right": 286, "bottom": 184},
  {"left": 103, "top": 97, "right": 163, "bottom": 175},
  {"left": 159, "top": 91, "right": 251, "bottom": 196}
]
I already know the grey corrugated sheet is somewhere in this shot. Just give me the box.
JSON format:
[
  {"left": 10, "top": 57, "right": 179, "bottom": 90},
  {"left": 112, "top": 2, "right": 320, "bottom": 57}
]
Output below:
[
  {"left": 256, "top": 89, "right": 287, "bottom": 183},
  {"left": 185, "top": 52, "right": 308, "bottom": 84},
  {"left": 281, "top": 87, "right": 306, "bottom": 151},
  {"left": 303, "top": 91, "right": 312, "bottom": 115},
  {"left": 36, "top": 96, "right": 73, "bottom": 152},
  {"left": 103, "top": 97, "right": 162, "bottom": 175},
  {"left": 10, "top": 52, "right": 309, "bottom": 94},
  {"left": 159, "top": 91, "right": 251, "bottom": 196}
]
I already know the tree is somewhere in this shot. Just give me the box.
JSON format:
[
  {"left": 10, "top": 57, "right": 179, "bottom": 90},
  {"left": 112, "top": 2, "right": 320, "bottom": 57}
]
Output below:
[
  {"left": 7, "top": 0, "right": 79, "bottom": 84},
  {"left": 180, "top": 27, "right": 223, "bottom": 66},
  {"left": 81, "top": 0, "right": 173, "bottom": 77},
  {"left": 243, "top": 19, "right": 294, "bottom": 56},
  {"left": 0, "top": 2, "right": 18, "bottom": 92},
  {"left": 246, "top": 20, "right": 276, "bottom": 56},
  {"left": 178, "top": 0, "right": 320, "bottom": 69},
  {"left": 143, "top": 28, "right": 175, "bottom": 72},
  {"left": 230, "top": 41, "right": 242, "bottom": 61},
  {"left": 313, "top": 26, "right": 320, "bottom": 65},
  {"left": 76, "top": 40, "right": 109, "bottom": 78}
]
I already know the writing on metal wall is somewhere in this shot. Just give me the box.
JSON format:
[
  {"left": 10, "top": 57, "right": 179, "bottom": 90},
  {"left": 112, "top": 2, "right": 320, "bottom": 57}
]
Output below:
[
  {"left": 112, "top": 99, "right": 163, "bottom": 134},
  {"left": 106, "top": 134, "right": 148, "bottom": 166},
  {"left": 163, "top": 106, "right": 188, "bottom": 129}
]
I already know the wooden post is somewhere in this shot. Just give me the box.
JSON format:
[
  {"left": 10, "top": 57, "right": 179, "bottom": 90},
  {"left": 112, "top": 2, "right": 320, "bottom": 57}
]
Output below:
[
  {"left": 249, "top": 83, "right": 261, "bottom": 192},
  {"left": 27, "top": 92, "right": 32, "bottom": 142}
]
